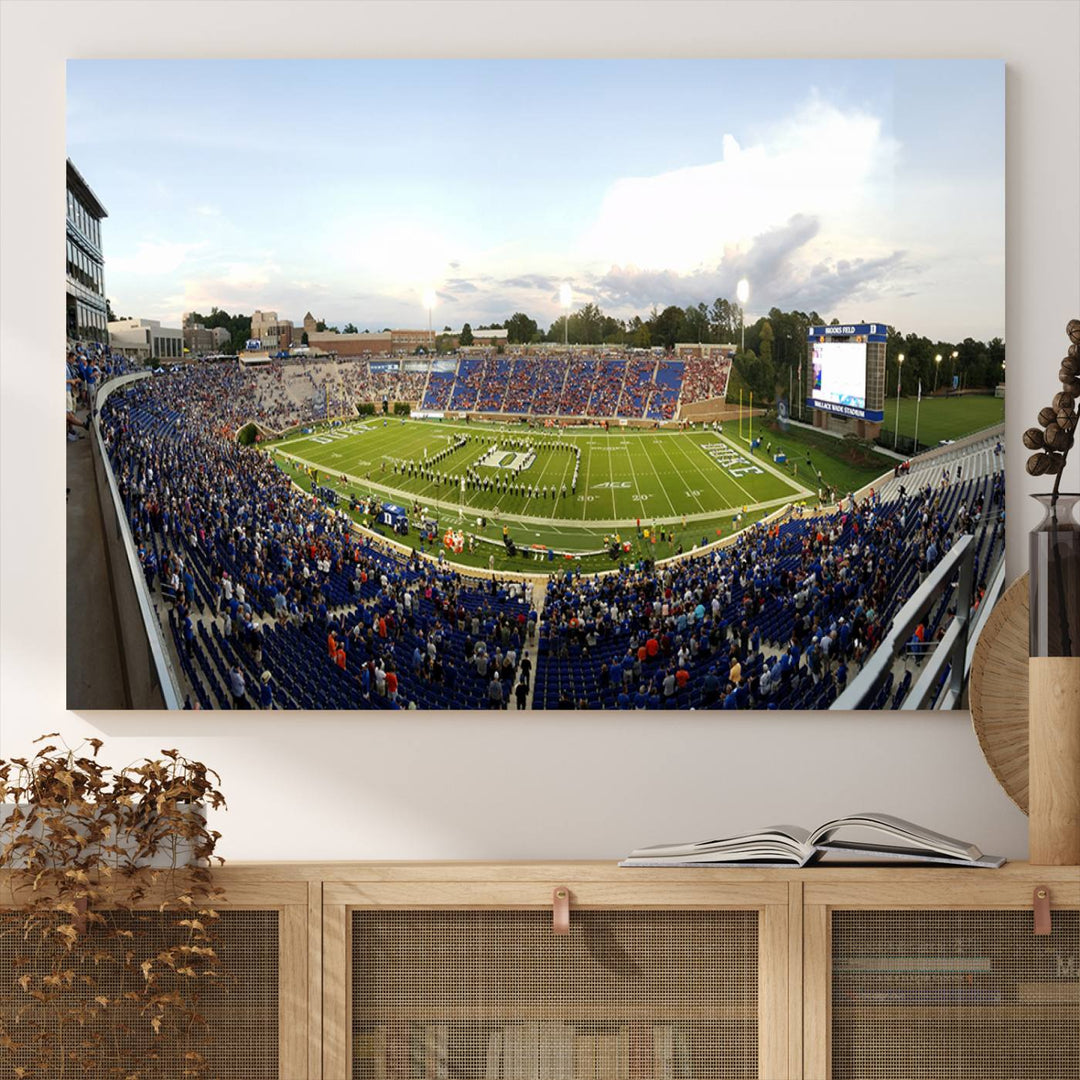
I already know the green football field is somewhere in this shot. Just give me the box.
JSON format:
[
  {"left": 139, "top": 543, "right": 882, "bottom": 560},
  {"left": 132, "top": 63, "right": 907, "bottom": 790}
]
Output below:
[
  {"left": 881, "top": 393, "right": 1004, "bottom": 446},
  {"left": 264, "top": 417, "right": 882, "bottom": 570}
]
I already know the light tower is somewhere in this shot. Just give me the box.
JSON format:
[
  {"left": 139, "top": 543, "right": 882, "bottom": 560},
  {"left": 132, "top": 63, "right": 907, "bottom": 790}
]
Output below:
[
  {"left": 559, "top": 282, "right": 573, "bottom": 348},
  {"left": 893, "top": 353, "right": 904, "bottom": 451},
  {"left": 422, "top": 289, "right": 437, "bottom": 354},
  {"left": 736, "top": 278, "right": 749, "bottom": 353}
]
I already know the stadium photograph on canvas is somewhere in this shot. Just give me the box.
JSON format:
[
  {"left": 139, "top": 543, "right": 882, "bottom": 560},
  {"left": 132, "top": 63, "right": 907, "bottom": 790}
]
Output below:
[{"left": 65, "top": 59, "right": 1005, "bottom": 711}]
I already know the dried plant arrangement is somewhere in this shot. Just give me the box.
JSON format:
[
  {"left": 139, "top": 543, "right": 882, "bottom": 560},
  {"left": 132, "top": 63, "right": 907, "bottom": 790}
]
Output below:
[
  {"left": 1024, "top": 320, "right": 1080, "bottom": 660},
  {"left": 0, "top": 736, "right": 227, "bottom": 1079},
  {"left": 1024, "top": 319, "right": 1080, "bottom": 484}
]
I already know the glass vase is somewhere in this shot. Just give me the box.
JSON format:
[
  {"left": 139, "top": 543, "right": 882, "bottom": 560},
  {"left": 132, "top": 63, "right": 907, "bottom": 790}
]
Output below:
[{"left": 1029, "top": 493, "right": 1080, "bottom": 657}]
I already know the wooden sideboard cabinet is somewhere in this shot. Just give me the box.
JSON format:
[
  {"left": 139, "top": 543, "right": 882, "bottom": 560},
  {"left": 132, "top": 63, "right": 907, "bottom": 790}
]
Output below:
[{"left": 3, "top": 863, "right": 1076, "bottom": 1080}]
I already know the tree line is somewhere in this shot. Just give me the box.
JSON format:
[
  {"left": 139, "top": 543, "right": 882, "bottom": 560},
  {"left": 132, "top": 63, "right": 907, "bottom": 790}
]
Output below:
[
  {"left": 183, "top": 307, "right": 253, "bottom": 354},
  {"left": 481, "top": 301, "right": 1005, "bottom": 404}
]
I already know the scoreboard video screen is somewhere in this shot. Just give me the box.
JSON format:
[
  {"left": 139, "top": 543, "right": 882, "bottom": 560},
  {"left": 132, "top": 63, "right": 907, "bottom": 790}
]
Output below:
[
  {"left": 806, "top": 323, "right": 887, "bottom": 421},
  {"left": 811, "top": 341, "right": 867, "bottom": 411}
]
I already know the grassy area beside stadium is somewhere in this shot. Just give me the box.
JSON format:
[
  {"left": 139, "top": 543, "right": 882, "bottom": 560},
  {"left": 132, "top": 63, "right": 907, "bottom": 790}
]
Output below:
[
  {"left": 723, "top": 416, "right": 897, "bottom": 499},
  {"left": 881, "top": 392, "right": 1004, "bottom": 446},
  {"left": 263, "top": 415, "right": 897, "bottom": 573}
]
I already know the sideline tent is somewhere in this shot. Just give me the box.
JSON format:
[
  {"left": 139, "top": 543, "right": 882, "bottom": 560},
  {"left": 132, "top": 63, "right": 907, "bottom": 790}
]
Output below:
[{"left": 379, "top": 503, "right": 409, "bottom": 535}]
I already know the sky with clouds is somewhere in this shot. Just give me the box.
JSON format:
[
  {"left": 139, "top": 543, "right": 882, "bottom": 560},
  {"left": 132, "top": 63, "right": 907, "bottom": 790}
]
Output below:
[{"left": 67, "top": 59, "right": 1003, "bottom": 341}]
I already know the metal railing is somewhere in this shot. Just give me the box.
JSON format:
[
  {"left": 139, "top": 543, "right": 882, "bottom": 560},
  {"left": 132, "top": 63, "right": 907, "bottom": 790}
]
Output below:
[
  {"left": 831, "top": 534, "right": 974, "bottom": 711},
  {"left": 964, "top": 556, "right": 1007, "bottom": 679}
]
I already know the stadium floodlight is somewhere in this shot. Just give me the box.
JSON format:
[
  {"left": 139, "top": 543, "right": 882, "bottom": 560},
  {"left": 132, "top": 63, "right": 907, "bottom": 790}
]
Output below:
[
  {"left": 559, "top": 282, "right": 573, "bottom": 347},
  {"left": 934, "top": 352, "right": 943, "bottom": 395},
  {"left": 735, "top": 278, "right": 749, "bottom": 353},
  {"left": 894, "top": 353, "right": 904, "bottom": 451},
  {"left": 422, "top": 290, "right": 437, "bottom": 352}
]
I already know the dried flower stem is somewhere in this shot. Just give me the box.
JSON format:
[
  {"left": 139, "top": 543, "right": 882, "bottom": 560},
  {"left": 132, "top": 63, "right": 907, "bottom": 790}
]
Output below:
[{"left": 0, "top": 736, "right": 227, "bottom": 1080}]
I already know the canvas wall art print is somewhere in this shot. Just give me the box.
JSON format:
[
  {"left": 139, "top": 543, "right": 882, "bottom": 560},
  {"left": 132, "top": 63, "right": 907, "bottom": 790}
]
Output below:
[{"left": 65, "top": 59, "right": 1005, "bottom": 711}]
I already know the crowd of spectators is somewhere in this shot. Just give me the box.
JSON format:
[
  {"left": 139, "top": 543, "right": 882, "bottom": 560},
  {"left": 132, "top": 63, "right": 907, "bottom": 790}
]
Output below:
[
  {"left": 92, "top": 356, "right": 1003, "bottom": 712},
  {"left": 74, "top": 349, "right": 727, "bottom": 449},
  {"left": 680, "top": 354, "right": 733, "bottom": 405},
  {"left": 476, "top": 357, "right": 513, "bottom": 412},
  {"left": 449, "top": 357, "right": 484, "bottom": 410},
  {"left": 66, "top": 342, "right": 137, "bottom": 440},
  {"left": 586, "top": 360, "right": 627, "bottom": 417},
  {"left": 645, "top": 360, "right": 686, "bottom": 421},
  {"left": 421, "top": 352, "right": 685, "bottom": 421},
  {"left": 87, "top": 356, "right": 435, "bottom": 439},
  {"left": 616, "top": 357, "right": 659, "bottom": 418},
  {"left": 503, "top": 356, "right": 541, "bottom": 413},
  {"left": 529, "top": 357, "right": 571, "bottom": 415},
  {"left": 99, "top": 367, "right": 536, "bottom": 710},
  {"left": 422, "top": 370, "right": 456, "bottom": 410},
  {"left": 285, "top": 359, "right": 426, "bottom": 420},
  {"left": 559, "top": 358, "right": 601, "bottom": 416},
  {"left": 535, "top": 469, "right": 1005, "bottom": 710}
]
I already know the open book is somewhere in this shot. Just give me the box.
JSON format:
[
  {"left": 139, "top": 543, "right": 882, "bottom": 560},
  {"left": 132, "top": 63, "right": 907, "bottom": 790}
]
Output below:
[{"left": 619, "top": 812, "right": 1006, "bottom": 868}]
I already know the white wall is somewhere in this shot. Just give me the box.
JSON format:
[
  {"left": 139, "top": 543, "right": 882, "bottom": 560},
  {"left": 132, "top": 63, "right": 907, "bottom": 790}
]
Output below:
[{"left": 2, "top": 1, "right": 1078, "bottom": 863}]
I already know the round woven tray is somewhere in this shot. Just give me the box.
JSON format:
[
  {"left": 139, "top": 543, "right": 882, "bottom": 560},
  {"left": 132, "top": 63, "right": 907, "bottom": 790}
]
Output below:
[{"left": 969, "top": 572, "right": 1029, "bottom": 814}]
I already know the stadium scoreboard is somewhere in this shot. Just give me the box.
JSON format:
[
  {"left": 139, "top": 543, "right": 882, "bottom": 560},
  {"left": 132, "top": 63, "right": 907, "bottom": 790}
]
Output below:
[{"left": 806, "top": 323, "right": 888, "bottom": 435}]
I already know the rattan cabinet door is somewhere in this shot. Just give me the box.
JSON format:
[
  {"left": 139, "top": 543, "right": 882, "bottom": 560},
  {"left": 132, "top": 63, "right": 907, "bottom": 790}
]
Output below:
[
  {"left": 324, "top": 876, "right": 791, "bottom": 1080},
  {"left": 804, "top": 874, "right": 1080, "bottom": 1080},
  {"left": 0, "top": 907, "right": 290, "bottom": 1080}
]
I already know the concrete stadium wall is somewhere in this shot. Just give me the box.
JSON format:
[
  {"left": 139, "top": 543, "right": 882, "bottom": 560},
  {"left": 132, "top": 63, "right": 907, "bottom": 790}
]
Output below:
[{"left": 677, "top": 398, "right": 760, "bottom": 422}]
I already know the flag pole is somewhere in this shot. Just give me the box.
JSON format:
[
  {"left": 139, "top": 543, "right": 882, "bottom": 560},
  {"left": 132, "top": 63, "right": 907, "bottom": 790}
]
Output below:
[
  {"left": 749, "top": 391, "right": 753, "bottom": 446},
  {"left": 739, "top": 388, "right": 743, "bottom": 440},
  {"left": 914, "top": 379, "right": 923, "bottom": 452}
]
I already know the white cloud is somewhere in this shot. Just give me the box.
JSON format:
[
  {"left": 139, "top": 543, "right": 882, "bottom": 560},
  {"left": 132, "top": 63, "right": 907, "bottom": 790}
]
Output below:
[
  {"left": 108, "top": 240, "right": 204, "bottom": 276},
  {"left": 576, "top": 95, "right": 899, "bottom": 277},
  {"left": 193, "top": 204, "right": 221, "bottom": 217},
  {"left": 219, "top": 261, "right": 281, "bottom": 289}
]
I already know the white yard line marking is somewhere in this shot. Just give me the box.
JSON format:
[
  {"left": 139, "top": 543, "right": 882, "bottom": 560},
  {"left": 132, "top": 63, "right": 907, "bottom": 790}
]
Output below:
[
  {"left": 623, "top": 431, "right": 651, "bottom": 511},
  {"left": 606, "top": 437, "right": 618, "bottom": 518},
  {"left": 552, "top": 449, "right": 574, "bottom": 523},
  {"left": 678, "top": 437, "right": 739, "bottom": 510},
  {"left": 651, "top": 435, "right": 708, "bottom": 515},
  {"left": 579, "top": 441, "right": 592, "bottom": 521},
  {"left": 637, "top": 434, "right": 679, "bottom": 518}
]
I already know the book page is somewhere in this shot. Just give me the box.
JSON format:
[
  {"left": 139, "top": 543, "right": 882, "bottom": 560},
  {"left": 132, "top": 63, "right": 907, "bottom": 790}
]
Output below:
[{"left": 809, "top": 813, "right": 981, "bottom": 860}]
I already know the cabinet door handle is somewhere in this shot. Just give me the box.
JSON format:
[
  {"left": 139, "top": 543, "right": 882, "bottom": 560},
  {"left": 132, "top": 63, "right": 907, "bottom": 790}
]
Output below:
[
  {"left": 553, "top": 887, "right": 570, "bottom": 935},
  {"left": 1033, "top": 886, "right": 1052, "bottom": 935}
]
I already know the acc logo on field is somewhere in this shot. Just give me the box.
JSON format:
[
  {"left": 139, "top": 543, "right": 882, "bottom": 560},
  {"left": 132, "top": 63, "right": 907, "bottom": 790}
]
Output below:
[{"left": 592, "top": 481, "right": 632, "bottom": 490}]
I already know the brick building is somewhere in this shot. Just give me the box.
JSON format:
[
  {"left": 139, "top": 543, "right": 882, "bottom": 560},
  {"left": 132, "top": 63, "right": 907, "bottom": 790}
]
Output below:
[
  {"left": 183, "top": 322, "right": 232, "bottom": 355},
  {"left": 250, "top": 309, "right": 294, "bottom": 350}
]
